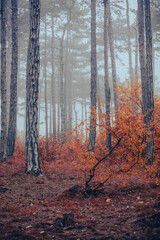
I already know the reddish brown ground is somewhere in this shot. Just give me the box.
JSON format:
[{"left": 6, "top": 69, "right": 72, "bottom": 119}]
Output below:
[{"left": 0, "top": 157, "right": 159, "bottom": 240}]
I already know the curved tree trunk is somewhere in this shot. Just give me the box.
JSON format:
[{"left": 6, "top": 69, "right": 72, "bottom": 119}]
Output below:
[{"left": 7, "top": 0, "right": 18, "bottom": 156}]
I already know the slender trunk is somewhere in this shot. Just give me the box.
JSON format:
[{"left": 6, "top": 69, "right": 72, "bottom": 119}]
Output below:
[
  {"left": 49, "top": 103, "right": 52, "bottom": 137},
  {"left": 51, "top": 15, "right": 56, "bottom": 137},
  {"left": 68, "top": 31, "right": 73, "bottom": 132},
  {"left": 137, "top": 0, "right": 147, "bottom": 114},
  {"left": 85, "top": 100, "right": 87, "bottom": 140},
  {"left": 44, "top": 16, "right": 49, "bottom": 158},
  {"left": 107, "top": 0, "right": 118, "bottom": 120},
  {"left": 59, "top": 9, "right": 73, "bottom": 139},
  {"left": 6, "top": 3, "right": 12, "bottom": 132},
  {"left": 38, "top": 78, "right": 41, "bottom": 135},
  {"left": 44, "top": 16, "right": 48, "bottom": 141},
  {"left": 0, "top": 0, "right": 7, "bottom": 162},
  {"left": 57, "top": 65, "right": 60, "bottom": 142},
  {"left": 135, "top": 12, "right": 139, "bottom": 82},
  {"left": 74, "top": 101, "right": 77, "bottom": 136},
  {"left": 126, "top": 0, "right": 133, "bottom": 85},
  {"left": 7, "top": 0, "right": 18, "bottom": 156},
  {"left": 88, "top": 0, "right": 97, "bottom": 152},
  {"left": 104, "top": 0, "right": 111, "bottom": 151},
  {"left": 144, "top": 0, "right": 154, "bottom": 164},
  {"left": 60, "top": 38, "right": 65, "bottom": 138},
  {"left": 97, "top": 77, "right": 102, "bottom": 128},
  {"left": 64, "top": 36, "right": 68, "bottom": 133}
]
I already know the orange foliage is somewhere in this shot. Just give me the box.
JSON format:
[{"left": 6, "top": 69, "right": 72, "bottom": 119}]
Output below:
[
  {"left": 11, "top": 81, "right": 160, "bottom": 191},
  {"left": 61, "top": 80, "right": 160, "bottom": 190}
]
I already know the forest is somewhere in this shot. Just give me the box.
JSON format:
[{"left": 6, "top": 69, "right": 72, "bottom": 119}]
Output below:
[{"left": 0, "top": 0, "right": 160, "bottom": 239}]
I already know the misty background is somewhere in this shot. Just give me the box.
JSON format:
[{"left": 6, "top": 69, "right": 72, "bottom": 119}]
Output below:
[{"left": 1, "top": 0, "right": 160, "bottom": 136}]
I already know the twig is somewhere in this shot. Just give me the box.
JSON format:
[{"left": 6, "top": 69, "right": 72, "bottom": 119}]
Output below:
[{"left": 85, "top": 133, "right": 126, "bottom": 190}]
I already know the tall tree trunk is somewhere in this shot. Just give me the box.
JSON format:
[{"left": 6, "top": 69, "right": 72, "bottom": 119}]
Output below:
[
  {"left": 57, "top": 71, "right": 60, "bottom": 143},
  {"left": 49, "top": 103, "right": 52, "bottom": 136},
  {"left": 85, "top": 99, "right": 87, "bottom": 140},
  {"left": 107, "top": 0, "right": 118, "bottom": 120},
  {"left": 126, "top": 0, "right": 133, "bottom": 85},
  {"left": 67, "top": 30, "right": 73, "bottom": 132},
  {"left": 104, "top": 0, "right": 111, "bottom": 151},
  {"left": 44, "top": 16, "right": 48, "bottom": 142},
  {"left": 60, "top": 38, "right": 65, "bottom": 138},
  {"left": 7, "top": 0, "right": 18, "bottom": 156},
  {"left": 135, "top": 12, "right": 139, "bottom": 82},
  {"left": 51, "top": 14, "right": 56, "bottom": 138},
  {"left": 44, "top": 16, "right": 49, "bottom": 159},
  {"left": 74, "top": 101, "right": 78, "bottom": 136},
  {"left": 59, "top": 8, "right": 73, "bottom": 139},
  {"left": 38, "top": 77, "right": 41, "bottom": 135},
  {"left": 88, "top": 0, "right": 97, "bottom": 152},
  {"left": 25, "top": 0, "right": 42, "bottom": 174},
  {"left": 6, "top": 2, "right": 12, "bottom": 132},
  {"left": 144, "top": 0, "right": 154, "bottom": 164},
  {"left": 137, "top": 0, "right": 147, "bottom": 115},
  {"left": 0, "top": 0, "right": 7, "bottom": 162}
]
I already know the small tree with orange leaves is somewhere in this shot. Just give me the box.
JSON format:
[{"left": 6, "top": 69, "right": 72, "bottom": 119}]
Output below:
[{"left": 68, "top": 80, "right": 160, "bottom": 193}]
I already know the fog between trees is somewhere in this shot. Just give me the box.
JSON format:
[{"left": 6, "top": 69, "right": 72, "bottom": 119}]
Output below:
[{"left": 0, "top": 0, "right": 160, "bottom": 166}]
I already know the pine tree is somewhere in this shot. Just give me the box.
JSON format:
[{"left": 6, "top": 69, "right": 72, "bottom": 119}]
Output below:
[
  {"left": 7, "top": 0, "right": 18, "bottom": 156},
  {"left": 0, "top": 0, "right": 7, "bottom": 162},
  {"left": 25, "top": 0, "right": 42, "bottom": 174}
]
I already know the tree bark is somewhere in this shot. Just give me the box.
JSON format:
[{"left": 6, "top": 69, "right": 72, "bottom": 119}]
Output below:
[
  {"left": 107, "top": 0, "right": 118, "bottom": 121},
  {"left": 137, "top": 0, "right": 147, "bottom": 114},
  {"left": 0, "top": 0, "right": 7, "bottom": 162},
  {"left": 135, "top": 12, "right": 139, "bottom": 82},
  {"left": 88, "top": 0, "right": 97, "bottom": 152},
  {"left": 144, "top": 0, "right": 154, "bottom": 164},
  {"left": 25, "top": 0, "right": 42, "bottom": 174},
  {"left": 60, "top": 38, "right": 65, "bottom": 138},
  {"left": 44, "top": 16, "right": 49, "bottom": 159},
  {"left": 68, "top": 31, "right": 73, "bottom": 132},
  {"left": 137, "top": 0, "right": 154, "bottom": 164},
  {"left": 51, "top": 14, "right": 56, "bottom": 138},
  {"left": 7, "top": 0, "right": 18, "bottom": 156},
  {"left": 104, "top": 0, "right": 111, "bottom": 151},
  {"left": 44, "top": 16, "right": 49, "bottom": 143},
  {"left": 126, "top": 0, "right": 134, "bottom": 85}
]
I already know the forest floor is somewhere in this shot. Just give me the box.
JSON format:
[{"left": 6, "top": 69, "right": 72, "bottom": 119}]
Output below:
[{"left": 0, "top": 157, "right": 159, "bottom": 240}]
